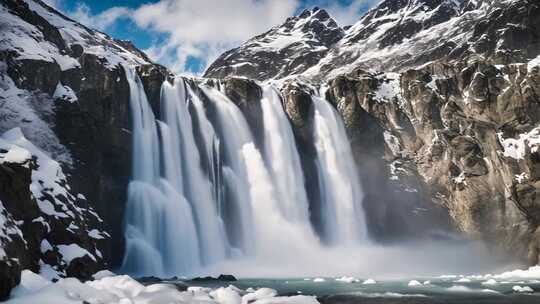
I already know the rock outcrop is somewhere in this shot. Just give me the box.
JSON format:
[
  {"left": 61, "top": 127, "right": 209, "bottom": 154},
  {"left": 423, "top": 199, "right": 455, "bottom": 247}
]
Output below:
[
  {"left": 0, "top": 128, "right": 108, "bottom": 299},
  {"left": 0, "top": 0, "right": 170, "bottom": 297}
]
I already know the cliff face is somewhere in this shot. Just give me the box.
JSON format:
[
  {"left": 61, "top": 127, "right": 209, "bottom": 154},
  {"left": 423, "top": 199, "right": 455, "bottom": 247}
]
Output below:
[
  {"left": 0, "top": 0, "right": 170, "bottom": 294},
  {"left": 205, "top": 0, "right": 540, "bottom": 263}
]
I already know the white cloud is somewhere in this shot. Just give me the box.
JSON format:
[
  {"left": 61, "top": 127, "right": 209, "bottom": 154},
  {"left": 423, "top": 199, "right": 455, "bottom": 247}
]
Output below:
[
  {"left": 63, "top": 0, "right": 379, "bottom": 74},
  {"left": 68, "top": 3, "right": 131, "bottom": 31},
  {"left": 130, "top": 0, "right": 299, "bottom": 74}
]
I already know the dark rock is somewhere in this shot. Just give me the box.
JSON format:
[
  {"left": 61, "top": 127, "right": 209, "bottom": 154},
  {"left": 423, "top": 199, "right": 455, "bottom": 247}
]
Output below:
[
  {"left": 0, "top": 258, "right": 21, "bottom": 300},
  {"left": 222, "top": 77, "right": 264, "bottom": 148},
  {"left": 137, "top": 276, "right": 179, "bottom": 284},
  {"left": 70, "top": 44, "right": 84, "bottom": 58},
  {"left": 217, "top": 274, "right": 237, "bottom": 281},
  {"left": 191, "top": 274, "right": 237, "bottom": 282}
]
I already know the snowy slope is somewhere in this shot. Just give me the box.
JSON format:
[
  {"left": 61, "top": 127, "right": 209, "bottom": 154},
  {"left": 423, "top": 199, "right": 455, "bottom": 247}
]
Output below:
[
  {"left": 206, "top": 0, "right": 540, "bottom": 83},
  {"left": 305, "top": 0, "right": 540, "bottom": 80},
  {"left": 1, "top": 0, "right": 151, "bottom": 71},
  {"left": 0, "top": 0, "right": 155, "bottom": 163},
  {"left": 204, "top": 7, "right": 345, "bottom": 81}
]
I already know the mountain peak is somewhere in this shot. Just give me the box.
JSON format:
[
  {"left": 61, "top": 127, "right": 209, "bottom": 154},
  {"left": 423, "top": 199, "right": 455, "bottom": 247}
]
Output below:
[
  {"left": 297, "top": 6, "right": 330, "bottom": 20},
  {"left": 204, "top": 6, "right": 344, "bottom": 80}
]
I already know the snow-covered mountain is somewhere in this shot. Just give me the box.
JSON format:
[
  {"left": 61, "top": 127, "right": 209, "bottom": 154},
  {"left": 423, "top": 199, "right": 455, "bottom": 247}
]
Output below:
[
  {"left": 204, "top": 7, "right": 344, "bottom": 81},
  {"left": 206, "top": 0, "right": 540, "bottom": 81}
]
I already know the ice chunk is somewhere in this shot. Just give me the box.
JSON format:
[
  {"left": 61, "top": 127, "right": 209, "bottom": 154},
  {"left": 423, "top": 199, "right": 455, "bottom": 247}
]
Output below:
[{"left": 512, "top": 285, "right": 534, "bottom": 293}]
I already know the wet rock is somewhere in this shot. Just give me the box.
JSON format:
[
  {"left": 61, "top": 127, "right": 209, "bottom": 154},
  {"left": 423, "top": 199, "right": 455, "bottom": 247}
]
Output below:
[
  {"left": 222, "top": 77, "right": 264, "bottom": 148},
  {"left": 0, "top": 258, "right": 20, "bottom": 300},
  {"left": 217, "top": 274, "right": 237, "bottom": 281},
  {"left": 191, "top": 274, "right": 237, "bottom": 282}
]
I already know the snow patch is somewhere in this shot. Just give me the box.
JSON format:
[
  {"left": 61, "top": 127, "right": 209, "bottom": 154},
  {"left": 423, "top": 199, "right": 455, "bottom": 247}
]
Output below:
[
  {"left": 497, "top": 127, "right": 540, "bottom": 160},
  {"left": 57, "top": 244, "right": 96, "bottom": 263},
  {"left": 53, "top": 83, "right": 78, "bottom": 103},
  {"left": 528, "top": 55, "right": 540, "bottom": 72}
]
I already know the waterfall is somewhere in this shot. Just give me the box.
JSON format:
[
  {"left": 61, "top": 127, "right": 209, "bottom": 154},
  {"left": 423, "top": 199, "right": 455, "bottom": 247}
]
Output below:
[
  {"left": 160, "top": 80, "right": 228, "bottom": 264},
  {"left": 260, "top": 86, "right": 311, "bottom": 225},
  {"left": 200, "top": 86, "right": 256, "bottom": 255},
  {"left": 312, "top": 96, "right": 367, "bottom": 245},
  {"left": 123, "top": 67, "right": 368, "bottom": 276},
  {"left": 122, "top": 67, "right": 201, "bottom": 276}
]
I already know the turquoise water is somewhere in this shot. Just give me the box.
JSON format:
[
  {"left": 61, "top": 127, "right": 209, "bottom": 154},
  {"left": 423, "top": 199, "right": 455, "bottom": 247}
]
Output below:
[{"left": 181, "top": 277, "right": 540, "bottom": 303}]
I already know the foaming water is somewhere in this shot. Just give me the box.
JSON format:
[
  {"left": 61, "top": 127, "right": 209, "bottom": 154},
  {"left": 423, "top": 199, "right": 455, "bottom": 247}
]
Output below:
[
  {"left": 122, "top": 69, "right": 504, "bottom": 279},
  {"left": 198, "top": 239, "right": 508, "bottom": 279}
]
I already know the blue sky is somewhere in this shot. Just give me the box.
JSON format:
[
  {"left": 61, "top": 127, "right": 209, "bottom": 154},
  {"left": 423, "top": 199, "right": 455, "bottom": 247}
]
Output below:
[{"left": 48, "top": 0, "right": 376, "bottom": 74}]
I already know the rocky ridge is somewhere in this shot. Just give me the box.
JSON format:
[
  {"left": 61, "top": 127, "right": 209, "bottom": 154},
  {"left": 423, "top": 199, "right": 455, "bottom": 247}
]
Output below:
[{"left": 204, "top": 7, "right": 345, "bottom": 81}]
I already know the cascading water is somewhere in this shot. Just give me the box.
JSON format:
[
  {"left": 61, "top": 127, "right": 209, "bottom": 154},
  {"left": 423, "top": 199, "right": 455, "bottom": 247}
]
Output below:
[
  {"left": 200, "top": 86, "right": 256, "bottom": 255},
  {"left": 312, "top": 96, "right": 367, "bottom": 245},
  {"left": 260, "top": 86, "right": 312, "bottom": 225},
  {"left": 123, "top": 67, "right": 368, "bottom": 276},
  {"left": 122, "top": 67, "right": 201, "bottom": 276},
  {"left": 160, "top": 80, "right": 228, "bottom": 264}
]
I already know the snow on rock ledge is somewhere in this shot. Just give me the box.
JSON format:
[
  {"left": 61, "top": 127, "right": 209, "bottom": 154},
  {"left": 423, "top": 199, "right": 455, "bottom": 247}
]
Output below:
[
  {"left": 497, "top": 126, "right": 540, "bottom": 160},
  {"left": 0, "top": 128, "right": 109, "bottom": 292}
]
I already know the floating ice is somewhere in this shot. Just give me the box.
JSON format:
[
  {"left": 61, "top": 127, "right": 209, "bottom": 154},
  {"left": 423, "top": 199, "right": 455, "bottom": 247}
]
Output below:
[
  {"left": 336, "top": 276, "right": 358, "bottom": 283},
  {"left": 512, "top": 285, "right": 534, "bottom": 293},
  {"left": 482, "top": 279, "right": 498, "bottom": 286},
  {"left": 363, "top": 279, "right": 377, "bottom": 285}
]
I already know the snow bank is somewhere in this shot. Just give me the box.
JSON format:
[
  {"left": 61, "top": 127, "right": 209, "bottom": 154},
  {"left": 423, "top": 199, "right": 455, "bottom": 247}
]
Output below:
[
  {"left": 493, "top": 266, "right": 540, "bottom": 281},
  {"left": 9, "top": 271, "right": 320, "bottom": 304}
]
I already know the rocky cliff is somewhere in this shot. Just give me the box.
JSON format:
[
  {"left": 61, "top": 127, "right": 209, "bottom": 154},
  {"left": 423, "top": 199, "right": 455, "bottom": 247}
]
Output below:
[
  {"left": 205, "top": 0, "right": 540, "bottom": 264},
  {"left": 0, "top": 0, "right": 170, "bottom": 297}
]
